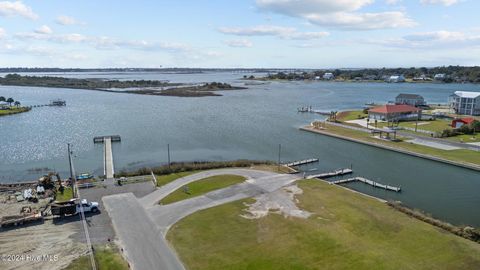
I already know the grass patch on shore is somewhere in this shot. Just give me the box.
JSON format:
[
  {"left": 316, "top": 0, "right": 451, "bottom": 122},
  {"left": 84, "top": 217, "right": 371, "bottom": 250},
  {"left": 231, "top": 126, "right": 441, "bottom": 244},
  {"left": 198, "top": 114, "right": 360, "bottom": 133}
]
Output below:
[
  {"left": 55, "top": 187, "right": 73, "bottom": 202},
  {"left": 64, "top": 245, "right": 128, "bottom": 270},
  {"left": 160, "top": 175, "right": 245, "bottom": 205},
  {"left": 155, "top": 171, "right": 200, "bottom": 187},
  {"left": 0, "top": 107, "right": 30, "bottom": 116},
  {"left": 168, "top": 180, "right": 480, "bottom": 270},
  {"left": 312, "top": 124, "right": 480, "bottom": 166},
  {"left": 337, "top": 110, "right": 367, "bottom": 122}
]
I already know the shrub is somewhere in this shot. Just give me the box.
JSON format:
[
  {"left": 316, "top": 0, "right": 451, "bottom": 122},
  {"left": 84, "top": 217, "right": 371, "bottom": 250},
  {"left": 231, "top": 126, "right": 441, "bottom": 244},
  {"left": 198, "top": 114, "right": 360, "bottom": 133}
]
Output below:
[{"left": 115, "top": 160, "right": 274, "bottom": 178}]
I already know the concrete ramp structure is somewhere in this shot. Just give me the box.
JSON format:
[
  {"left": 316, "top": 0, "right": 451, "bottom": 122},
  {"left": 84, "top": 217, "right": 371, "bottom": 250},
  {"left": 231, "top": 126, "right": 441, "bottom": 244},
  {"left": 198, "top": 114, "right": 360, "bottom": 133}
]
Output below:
[{"left": 94, "top": 135, "right": 121, "bottom": 179}]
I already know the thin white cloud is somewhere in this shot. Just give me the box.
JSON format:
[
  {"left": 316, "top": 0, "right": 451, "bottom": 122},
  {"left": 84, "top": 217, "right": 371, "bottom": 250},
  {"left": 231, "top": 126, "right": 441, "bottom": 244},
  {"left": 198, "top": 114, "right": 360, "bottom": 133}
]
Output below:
[
  {"left": 14, "top": 30, "right": 190, "bottom": 53},
  {"left": 420, "top": 0, "right": 460, "bottom": 6},
  {"left": 0, "top": 1, "right": 38, "bottom": 20},
  {"left": 255, "top": 0, "right": 415, "bottom": 30},
  {"left": 34, "top": 25, "right": 53, "bottom": 35},
  {"left": 218, "top": 25, "right": 329, "bottom": 40},
  {"left": 368, "top": 30, "right": 480, "bottom": 49},
  {"left": 386, "top": 0, "right": 402, "bottom": 4},
  {"left": 55, "top": 15, "right": 85, "bottom": 26},
  {"left": 0, "top": 27, "right": 5, "bottom": 39},
  {"left": 224, "top": 39, "right": 253, "bottom": 47}
]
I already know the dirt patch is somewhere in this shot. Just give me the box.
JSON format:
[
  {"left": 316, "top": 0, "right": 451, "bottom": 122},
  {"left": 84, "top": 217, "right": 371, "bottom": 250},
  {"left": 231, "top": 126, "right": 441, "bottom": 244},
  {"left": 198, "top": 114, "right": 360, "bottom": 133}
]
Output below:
[
  {"left": 0, "top": 220, "right": 87, "bottom": 270},
  {"left": 240, "top": 185, "right": 312, "bottom": 219}
]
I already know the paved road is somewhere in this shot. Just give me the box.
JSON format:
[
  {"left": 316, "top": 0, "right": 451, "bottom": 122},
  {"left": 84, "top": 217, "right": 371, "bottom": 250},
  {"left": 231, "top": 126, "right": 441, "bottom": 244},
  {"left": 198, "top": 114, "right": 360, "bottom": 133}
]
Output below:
[
  {"left": 103, "top": 193, "right": 185, "bottom": 270},
  {"left": 104, "top": 169, "right": 300, "bottom": 270},
  {"left": 139, "top": 168, "right": 277, "bottom": 207},
  {"left": 148, "top": 173, "right": 298, "bottom": 233}
]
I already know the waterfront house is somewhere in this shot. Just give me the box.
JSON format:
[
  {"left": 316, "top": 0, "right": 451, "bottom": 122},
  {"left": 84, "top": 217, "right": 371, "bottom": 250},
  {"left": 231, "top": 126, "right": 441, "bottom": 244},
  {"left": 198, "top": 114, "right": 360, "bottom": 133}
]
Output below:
[
  {"left": 0, "top": 102, "right": 9, "bottom": 110},
  {"left": 449, "top": 91, "right": 480, "bottom": 116},
  {"left": 368, "top": 104, "right": 422, "bottom": 121},
  {"left": 451, "top": 117, "right": 475, "bottom": 128},
  {"left": 387, "top": 75, "right": 405, "bottom": 83},
  {"left": 434, "top": 73, "right": 446, "bottom": 81},
  {"left": 323, "top": 73, "right": 334, "bottom": 80},
  {"left": 395, "top": 93, "right": 426, "bottom": 107}
]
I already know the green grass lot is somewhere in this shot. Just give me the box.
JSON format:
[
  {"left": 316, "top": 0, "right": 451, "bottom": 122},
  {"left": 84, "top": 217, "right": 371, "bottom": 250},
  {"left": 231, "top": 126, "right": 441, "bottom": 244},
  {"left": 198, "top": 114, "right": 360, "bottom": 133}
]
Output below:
[
  {"left": 0, "top": 107, "right": 30, "bottom": 116},
  {"left": 446, "top": 133, "right": 480, "bottom": 143},
  {"left": 377, "top": 119, "right": 452, "bottom": 133},
  {"left": 337, "top": 110, "right": 367, "bottom": 122},
  {"left": 55, "top": 187, "right": 73, "bottom": 202},
  {"left": 168, "top": 180, "right": 480, "bottom": 270},
  {"left": 155, "top": 171, "right": 200, "bottom": 187},
  {"left": 315, "top": 124, "right": 480, "bottom": 166},
  {"left": 160, "top": 175, "right": 245, "bottom": 205},
  {"left": 65, "top": 246, "right": 129, "bottom": 270}
]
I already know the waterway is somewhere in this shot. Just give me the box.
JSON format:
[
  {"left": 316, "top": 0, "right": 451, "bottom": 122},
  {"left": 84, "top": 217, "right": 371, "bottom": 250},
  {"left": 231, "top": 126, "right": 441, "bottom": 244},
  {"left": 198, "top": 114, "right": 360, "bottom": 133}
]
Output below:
[{"left": 0, "top": 71, "right": 479, "bottom": 226}]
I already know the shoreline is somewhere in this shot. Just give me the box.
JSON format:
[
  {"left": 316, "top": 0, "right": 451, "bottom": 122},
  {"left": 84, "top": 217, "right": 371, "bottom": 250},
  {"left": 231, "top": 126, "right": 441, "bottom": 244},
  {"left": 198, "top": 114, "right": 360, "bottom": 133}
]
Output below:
[{"left": 300, "top": 125, "right": 480, "bottom": 172}]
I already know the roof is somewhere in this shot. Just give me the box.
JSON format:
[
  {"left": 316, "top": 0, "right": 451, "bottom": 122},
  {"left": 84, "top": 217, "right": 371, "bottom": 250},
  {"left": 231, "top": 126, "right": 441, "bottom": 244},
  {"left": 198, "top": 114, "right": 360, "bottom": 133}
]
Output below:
[
  {"left": 396, "top": 93, "right": 424, "bottom": 99},
  {"left": 453, "top": 91, "right": 480, "bottom": 99},
  {"left": 369, "top": 104, "right": 421, "bottom": 114},
  {"left": 453, "top": 117, "right": 475, "bottom": 124}
]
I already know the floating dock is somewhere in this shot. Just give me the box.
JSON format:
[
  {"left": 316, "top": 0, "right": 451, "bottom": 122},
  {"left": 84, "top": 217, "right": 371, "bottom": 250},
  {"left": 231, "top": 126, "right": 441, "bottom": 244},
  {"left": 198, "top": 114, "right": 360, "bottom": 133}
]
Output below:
[
  {"left": 94, "top": 135, "right": 121, "bottom": 179},
  {"left": 285, "top": 158, "right": 319, "bottom": 167},
  {"left": 307, "top": 168, "right": 353, "bottom": 179},
  {"left": 331, "top": 177, "right": 401, "bottom": 192}
]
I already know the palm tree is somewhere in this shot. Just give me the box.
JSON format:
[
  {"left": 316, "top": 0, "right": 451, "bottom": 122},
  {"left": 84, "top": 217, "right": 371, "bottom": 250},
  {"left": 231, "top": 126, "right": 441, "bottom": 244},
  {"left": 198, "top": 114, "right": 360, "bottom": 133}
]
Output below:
[
  {"left": 0, "top": 96, "right": 5, "bottom": 102},
  {"left": 6, "top": 98, "right": 14, "bottom": 106},
  {"left": 14, "top": 101, "right": 21, "bottom": 107}
]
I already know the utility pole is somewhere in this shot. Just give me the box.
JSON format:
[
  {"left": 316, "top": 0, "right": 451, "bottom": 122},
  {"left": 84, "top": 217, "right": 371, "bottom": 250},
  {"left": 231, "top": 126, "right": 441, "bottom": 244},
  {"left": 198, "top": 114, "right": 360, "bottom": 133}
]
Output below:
[
  {"left": 167, "top": 144, "right": 171, "bottom": 170},
  {"left": 277, "top": 144, "right": 281, "bottom": 172},
  {"left": 415, "top": 113, "right": 419, "bottom": 132},
  {"left": 67, "top": 143, "right": 76, "bottom": 198}
]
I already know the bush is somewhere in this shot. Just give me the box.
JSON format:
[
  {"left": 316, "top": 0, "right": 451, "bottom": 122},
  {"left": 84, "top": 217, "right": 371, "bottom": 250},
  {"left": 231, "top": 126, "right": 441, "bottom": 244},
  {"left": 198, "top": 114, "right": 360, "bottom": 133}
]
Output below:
[{"left": 115, "top": 160, "right": 274, "bottom": 178}]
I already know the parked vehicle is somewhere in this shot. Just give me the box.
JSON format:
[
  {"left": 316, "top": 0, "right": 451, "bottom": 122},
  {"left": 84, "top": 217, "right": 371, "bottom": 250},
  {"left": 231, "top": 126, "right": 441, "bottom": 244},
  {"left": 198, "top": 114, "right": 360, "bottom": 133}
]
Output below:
[{"left": 51, "top": 199, "right": 99, "bottom": 216}]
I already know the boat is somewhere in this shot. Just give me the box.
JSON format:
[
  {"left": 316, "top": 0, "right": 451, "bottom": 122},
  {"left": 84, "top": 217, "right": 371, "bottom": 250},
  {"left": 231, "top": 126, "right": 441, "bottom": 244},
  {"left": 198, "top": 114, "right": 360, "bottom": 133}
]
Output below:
[{"left": 50, "top": 99, "right": 66, "bottom": 106}]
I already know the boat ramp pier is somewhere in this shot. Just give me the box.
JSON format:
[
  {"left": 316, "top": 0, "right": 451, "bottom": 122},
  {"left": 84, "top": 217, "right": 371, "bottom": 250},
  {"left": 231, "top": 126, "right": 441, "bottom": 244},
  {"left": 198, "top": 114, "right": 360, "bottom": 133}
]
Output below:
[
  {"left": 331, "top": 177, "right": 401, "bottom": 192},
  {"left": 307, "top": 168, "right": 353, "bottom": 179},
  {"left": 285, "top": 158, "right": 319, "bottom": 167},
  {"left": 94, "top": 135, "right": 121, "bottom": 179}
]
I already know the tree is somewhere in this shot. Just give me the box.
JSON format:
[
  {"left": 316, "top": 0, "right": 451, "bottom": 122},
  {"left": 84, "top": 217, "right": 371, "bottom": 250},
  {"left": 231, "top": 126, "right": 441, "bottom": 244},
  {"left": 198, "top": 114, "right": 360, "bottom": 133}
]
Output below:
[
  {"left": 14, "top": 101, "right": 20, "bottom": 107},
  {"left": 6, "top": 97, "right": 14, "bottom": 106},
  {"left": 472, "top": 120, "right": 480, "bottom": 133},
  {"left": 0, "top": 96, "right": 5, "bottom": 102}
]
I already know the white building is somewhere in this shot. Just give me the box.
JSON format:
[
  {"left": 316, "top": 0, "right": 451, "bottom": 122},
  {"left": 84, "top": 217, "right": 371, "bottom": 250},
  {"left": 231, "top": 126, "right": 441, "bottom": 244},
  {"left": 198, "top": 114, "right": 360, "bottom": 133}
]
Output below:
[
  {"left": 449, "top": 91, "right": 480, "bottom": 116},
  {"left": 434, "top": 73, "right": 446, "bottom": 81},
  {"left": 323, "top": 72, "right": 334, "bottom": 80},
  {"left": 387, "top": 75, "right": 405, "bottom": 83},
  {"left": 395, "top": 93, "right": 426, "bottom": 107}
]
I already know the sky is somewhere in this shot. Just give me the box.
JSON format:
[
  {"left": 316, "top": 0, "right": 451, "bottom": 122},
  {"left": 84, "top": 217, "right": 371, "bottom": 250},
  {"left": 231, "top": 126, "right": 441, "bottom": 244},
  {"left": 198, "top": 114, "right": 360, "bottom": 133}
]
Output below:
[{"left": 0, "top": 0, "right": 479, "bottom": 68}]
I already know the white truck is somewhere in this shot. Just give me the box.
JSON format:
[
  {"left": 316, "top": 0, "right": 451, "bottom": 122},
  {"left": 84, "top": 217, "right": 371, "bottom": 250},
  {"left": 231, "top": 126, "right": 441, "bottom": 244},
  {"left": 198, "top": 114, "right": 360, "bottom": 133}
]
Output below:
[{"left": 51, "top": 199, "right": 99, "bottom": 216}]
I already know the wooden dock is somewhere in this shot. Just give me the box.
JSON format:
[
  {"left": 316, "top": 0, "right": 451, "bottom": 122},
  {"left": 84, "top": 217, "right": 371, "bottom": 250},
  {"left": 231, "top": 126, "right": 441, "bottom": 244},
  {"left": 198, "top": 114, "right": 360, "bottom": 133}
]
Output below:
[
  {"left": 331, "top": 177, "right": 401, "bottom": 192},
  {"left": 285, "top": 158, "right": 319, "bottom": 167},
  {"left": 307, "top": 168, "right": 353, "bottom": 179}
]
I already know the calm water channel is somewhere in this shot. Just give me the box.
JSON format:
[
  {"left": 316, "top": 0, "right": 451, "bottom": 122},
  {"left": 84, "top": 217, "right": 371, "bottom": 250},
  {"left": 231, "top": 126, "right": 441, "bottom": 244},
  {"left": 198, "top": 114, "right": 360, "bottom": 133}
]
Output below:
[{"left": 1, "top": 71, "right": 479, "bottom": 226}]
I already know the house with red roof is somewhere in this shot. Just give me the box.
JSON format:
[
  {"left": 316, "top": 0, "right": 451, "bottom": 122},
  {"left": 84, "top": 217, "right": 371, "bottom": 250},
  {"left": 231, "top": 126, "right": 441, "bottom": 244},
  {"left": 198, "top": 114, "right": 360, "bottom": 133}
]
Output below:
[
  {"left": 451, "top": 117, "right": 475, "bottom": 129},
  {"left": 368, "top": 104, "right": 422, "bottom": 121}
]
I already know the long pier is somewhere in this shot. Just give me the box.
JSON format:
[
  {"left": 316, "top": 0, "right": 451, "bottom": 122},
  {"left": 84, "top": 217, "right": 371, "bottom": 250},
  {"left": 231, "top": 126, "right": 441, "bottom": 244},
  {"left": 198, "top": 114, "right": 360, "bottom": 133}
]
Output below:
[
  {"left": 285, "top": 158, "right": 319, "bottom": 167},
  {"left": 307, "top": 168, "right": 353, "bottom": 179},
  {"left": 94, "top": 135, "right": 121, "bottom": 179},
  {"left": 331, "top": 177, "right": 401, "bottom": 192}
]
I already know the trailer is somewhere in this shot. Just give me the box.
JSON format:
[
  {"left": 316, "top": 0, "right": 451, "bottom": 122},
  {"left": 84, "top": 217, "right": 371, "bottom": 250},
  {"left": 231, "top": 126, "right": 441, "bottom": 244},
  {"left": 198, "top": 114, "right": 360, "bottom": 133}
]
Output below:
[{"left": 0, "top": 207, "right": 43, "bottom": 228}]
